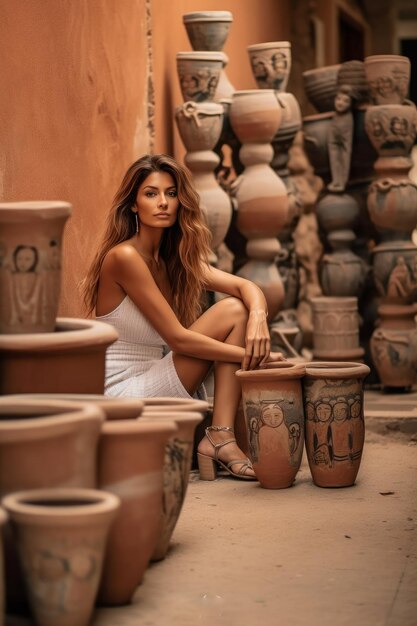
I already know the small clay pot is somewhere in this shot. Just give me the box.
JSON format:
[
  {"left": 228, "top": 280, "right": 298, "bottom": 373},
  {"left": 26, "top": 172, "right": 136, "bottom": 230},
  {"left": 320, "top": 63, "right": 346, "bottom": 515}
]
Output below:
[
  {"left": 247, "top": 41, "right": 291, "bottom": 92},
  {"left": 316, "top": 193, "right": 359, "bottom": 235},
  {"left": 364, "top": 102, "right": 417, "bottom": 158},
  {"left": 0, "top": 201, "right": 72, "bottom": 334},
  {"left": 364, "top": 55, "right": 411, "bottom": 105},
  {"left": 0, "top": 318, "right": 118, "bottom": 395},
  {"left": 176, "top": 51, "right": 224, "bottom": 103},
  {"left": 183, "top": 11, "right": 232, "bottom": 51},
  {"left": 302, "top": 361, "right": 370, "bottom": 487},
  {"left": 97, "top": 419, "right": 177, "bottom": 606},
  {"left": 320, "top": 235, "right": 367, "bottom": 298},
  {"left": 0, "top": 507, "right": 7, "bottom": 626},
  {"left": 311, "top": 297, "right": 364, "bottom": 361},
  {"left": 372, "top": 240, "right": 417, "bottom": 303},
  {"left": 236, "top": 362, "right": 306, "bottom": 489},
  {"left": 370, "top": 303, "right": 417, "bottom": 390},
  {"left": 2, "top": 488, "right": 120, "bottom": 626},
  {"left": 367, "top": 178, "right": 417, "bottom": 236},
  {"left": 302, "top": 64, "right": 341, "bottom": 113}
]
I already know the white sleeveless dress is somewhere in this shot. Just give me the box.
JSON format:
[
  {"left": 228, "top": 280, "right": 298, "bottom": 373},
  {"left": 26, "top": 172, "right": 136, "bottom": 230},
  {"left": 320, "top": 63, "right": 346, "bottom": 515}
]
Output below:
[{"left": 96, "top": 296, "right": 202, "bottom": 399}]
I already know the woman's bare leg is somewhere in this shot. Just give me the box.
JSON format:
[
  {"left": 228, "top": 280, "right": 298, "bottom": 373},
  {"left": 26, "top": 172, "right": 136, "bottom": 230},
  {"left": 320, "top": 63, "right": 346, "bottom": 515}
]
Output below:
[{"left": 172, "top": 297, "right": 254, "bottom": 476}]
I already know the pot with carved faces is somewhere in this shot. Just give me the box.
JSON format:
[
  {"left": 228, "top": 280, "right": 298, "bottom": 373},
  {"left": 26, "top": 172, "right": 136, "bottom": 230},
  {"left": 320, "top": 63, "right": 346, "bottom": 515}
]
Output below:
[
  {"left": 364, "top": 101, "right": 417, "bottom": 159},
  {"left": 176, "top": 52, "right": 224, "bottom": 103},
  {"left": 364, "top": 55, "right": 411, "bottom": 105},
  {"left": 247, "top": 41, "right": 291, "bottom": 93}
]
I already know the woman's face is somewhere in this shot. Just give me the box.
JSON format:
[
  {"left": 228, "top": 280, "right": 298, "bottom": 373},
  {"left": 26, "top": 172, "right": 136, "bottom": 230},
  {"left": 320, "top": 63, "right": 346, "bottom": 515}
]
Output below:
[{"left": 134, "top": 171, "right": 179, "bottom": 229}]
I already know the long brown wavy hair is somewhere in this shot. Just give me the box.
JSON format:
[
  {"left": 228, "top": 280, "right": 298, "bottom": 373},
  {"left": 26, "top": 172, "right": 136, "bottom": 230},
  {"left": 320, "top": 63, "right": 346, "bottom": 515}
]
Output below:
[{"left": 82, "top": 153, "right": 212, "bottom": 327}]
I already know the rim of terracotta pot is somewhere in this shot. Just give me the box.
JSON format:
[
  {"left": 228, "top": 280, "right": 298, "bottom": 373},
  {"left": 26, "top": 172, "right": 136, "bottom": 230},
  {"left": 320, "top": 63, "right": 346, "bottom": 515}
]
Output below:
[
  {"left": 0, "top": 398, "right": 104, "bottom": 440},
  {"left": 101, "top": 419, "right": 177, "bottom": 436},
  {"left": 0, "top": 200, "right": 72, "bottom": 220},
  {"left": 311, "top": 296, "right": 358, "bottom": 307},
  {"left": 183, "top": 11, "right": 233, "bottom": 22},
  {"left": 2, "top": 488, "right": 120, "bottom": 524},
  {"left": 247, "top": 41, "right": 291, "bottom": 51},
  {"left": 0, "top": 317, "right": 118, "bottom": 351},
  {"left": 305, "top": 361, "right": 370, "bottom": 379},
  {"left": 141, "top": 397, "right": 209, "bottom": 413},
  {"left": 233, "top": 89, "right": 277, "bottom": 97},
  {"left": 176, "top": 51, "right": 224, "bottom": 61},
  {"left": 364, "top": 54, "right": 410, "bottom": 64},
  {"left": 0, "top": 506, "right": 7, "bottom": 525},
  {"left": 302, "top": 64, "right": 341, "bottom": 78},
  {"left": 139, "top": 411, "right": 204, "bottom": 425},
  {"left": 365, "top": 101, "right": 416, "bottom": 113},
  {"left": 372, "top": 241, "right": 417, "bottom": 254},
  {"left": 5, "top": 394, "right": 144, "bottom": 420},
  {"left": 236, "top": 361, "right": 306, "bottom": 381}
]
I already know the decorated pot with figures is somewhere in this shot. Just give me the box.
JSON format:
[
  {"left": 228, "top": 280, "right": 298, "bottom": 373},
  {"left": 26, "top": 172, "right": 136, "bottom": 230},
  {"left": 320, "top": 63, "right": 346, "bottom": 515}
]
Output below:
[
  {"left": 236, "top": 362, "right": 306, "bottom": 489},
  {"left": 176, "top": 52, "right": 224, "bottom": 103},
  {"left": 364, "top": 55, "right": 411, "bottom": 105},
  {"left": 247, "top": 41, "right": 291, "bottom": 92},
  {"left": 302, "top": 362, "right": 370, "bottom": 488},
  {"left": 372, "top": 240, "right": 417, "bottom": 304}
]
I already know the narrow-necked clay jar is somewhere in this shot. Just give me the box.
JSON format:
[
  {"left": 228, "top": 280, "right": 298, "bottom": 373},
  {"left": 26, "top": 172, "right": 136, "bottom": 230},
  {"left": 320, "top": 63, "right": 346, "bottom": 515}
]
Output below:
[
  {"left": 302, "top": 361, "right": 370, "bottom": 488},
  {"left": 139, "top": 412, "right": 203, "bottom": 561},
  {"left": 97, "top": 419, "right": 177, "bottom": 606},
  {"left": 2, "top": 488, "right": 120, "bottom": 626},
  {"left": 236, "top": 362, "right": 306, "bottom": 489},
  {"left": 0, "top": 507, "right": 6, "bottom": 626},
  {"left": 0, "top": 201, "right": 72, "bottom": 334}
]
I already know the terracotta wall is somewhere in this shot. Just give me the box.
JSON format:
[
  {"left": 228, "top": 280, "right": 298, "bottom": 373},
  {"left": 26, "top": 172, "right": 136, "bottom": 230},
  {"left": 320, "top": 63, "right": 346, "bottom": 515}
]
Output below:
[
  {"left": 151, "top": 0, "right": 291, "bottom": 156},
  {"left": 0, "top": 0, "right": 150, "bottom": 317}
]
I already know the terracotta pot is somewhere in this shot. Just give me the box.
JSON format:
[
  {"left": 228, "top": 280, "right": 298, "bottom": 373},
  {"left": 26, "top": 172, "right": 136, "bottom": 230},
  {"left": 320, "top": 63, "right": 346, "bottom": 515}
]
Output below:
[
  {"left": 236, "top": 362, "right": 306, "bottom": 489},
  {"left": 316, "top": 193, "right": 359, "bottom": 235},
  {"left": 302, "top": 64, "right": 341, "bottom": 113},
  {"left": 302, "top": 112, "right": 333, "bottom": 183},
  {"left": 2, "top": 488, "right": 119, "bottom": 626},
  {"left": 337, "top": 60, "right": 370, "bottom": 105},
  {"left": 364, "top": 102, "right": 417, "bottom": 158},
  {"left": 372, "top": 240, "right": 417, "bottom": 304},
  {"left": 141, "top": 397, "right": 209, "bottom": 414},
  {"left": 247, "top": 41, "right": 291, "bottom": 92},
  {"left": 97, "top": 419, "right": 176, "bottom": 605},
  {"left": 0, "top": 201, "right": 72, "bottom": 334},
  {"left": 0, "top": 507, "right": 6, "bottom": 626},
  {"left": 311, "top": 297, "right": 364, "bottom": 361},
  {"left": 302, "top": 361, "right": 370, "bottom": 487},
  {"left": 320, "top": 233, "right": 367, "bottom": 298},
  {"left": 370, "top": 304, "right": 417, "bottom": 390},
  {"left": 0, "top": 317, "right": 118, "bottom": 394},
  {"left": 7, "top": 394, "right": 144, "bottom": 420},
  {"left": 176, "top": 51, "right": 224, "bottom": 103},
  {"left": 175, "top": 101, "right": 232, "bottom": 255},
  {"left": 0, "top": 398, "right": 104, "bottom": 612},
  {"left": 364, "top": 55, "right": 411, "bottom": 105},
  {"left": 367, "top": 178, "right": 417, "bottom": 236},
  {"left": 138, "top": 412, "right": 203, "bottom": 561}
]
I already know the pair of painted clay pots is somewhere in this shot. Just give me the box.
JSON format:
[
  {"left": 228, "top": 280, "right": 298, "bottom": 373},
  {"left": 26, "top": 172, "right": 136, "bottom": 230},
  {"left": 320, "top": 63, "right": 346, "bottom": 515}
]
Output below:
[{"left": 236, "top": 360, "right": 370, "bottom": 489}]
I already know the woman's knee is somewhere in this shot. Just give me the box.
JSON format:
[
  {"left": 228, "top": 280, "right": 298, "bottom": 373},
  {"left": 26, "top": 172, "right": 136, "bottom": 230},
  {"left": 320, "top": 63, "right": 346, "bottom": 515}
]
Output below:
[{"left": 218, "top": 297, "right": 249, "bottom": 326}]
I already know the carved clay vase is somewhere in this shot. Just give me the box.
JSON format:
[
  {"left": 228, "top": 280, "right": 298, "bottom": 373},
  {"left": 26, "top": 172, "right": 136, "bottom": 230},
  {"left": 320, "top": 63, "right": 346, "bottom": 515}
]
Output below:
[
  {"left": 176, "top": 52, "right": 224, "bottom": 103},
  {"left": 0, "top": 201, "right": 72, "bottom": 334},
  {"left": 97, "top": 419, "right": 177, "bottom": 605},
  {"left": 302, "top": 64, "right": 341, "bottom": 113},
  {"left": 365, "top": 102, "right": 417, "bottom": 166},
  {"left": 247, "top": 41, "right": 291, "bottom": 93},
  {"left": 183, "top": 11, "right": 235, "bottom": 101},
  {"left": 364, "top": 55, "right": 411, "bottom": 105},
  {"left": 0, "top": 507, "right": 6, "bottom": 626},
  {"left": 0, "top": 318, "right": 118, "bottom": 394},
  {"left": 302, "top": 361, "right": 370, "bottom": 488},
  {"left": 138, "top": 412, "right": 203, "bottom": 561},
  {"left": 0, "top": 398, "right": 104, "bottom": 611},
  {"left": 311, "top": 297, "right": 364, "bottom": 361},
  {"left": 236, "top": 362, "right": 306, "bottom": 489},
  {"left": 320, "top": 231, "right": 367, "bottom": 298},
  {"left": 370, "top": 303, "right": 417, "bottom": 390},
  {"left": 175, "top": 101, "right": 232, "bottom": 261},
  {"left": 372, "top": 241, "right": 417, "bottom": 304},
  {"left": 230, "top": 89, "right": 289, "bottom": 320},
  {"left": 2, "top": 488, "right": 120, "bottom": 626}
]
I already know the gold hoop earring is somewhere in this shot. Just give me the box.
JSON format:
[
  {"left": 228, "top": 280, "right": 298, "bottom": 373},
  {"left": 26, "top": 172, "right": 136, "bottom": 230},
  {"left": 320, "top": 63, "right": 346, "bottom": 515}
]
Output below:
[{"left": 135, "top": 212, "right": 139, "bottom": 233}]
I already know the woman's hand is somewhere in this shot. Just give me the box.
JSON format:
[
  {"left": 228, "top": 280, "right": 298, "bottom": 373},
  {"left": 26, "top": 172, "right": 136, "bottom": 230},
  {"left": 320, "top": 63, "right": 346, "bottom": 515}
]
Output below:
[
  {"left": 242, "top": 310, "right": 271, "bottom": 370},
  {"left": 264, "top": 351, "right": 286, "bottom": 363}
]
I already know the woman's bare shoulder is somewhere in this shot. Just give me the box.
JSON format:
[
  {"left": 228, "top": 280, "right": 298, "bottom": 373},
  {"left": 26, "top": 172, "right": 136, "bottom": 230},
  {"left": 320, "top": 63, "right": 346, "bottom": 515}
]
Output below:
[{"left": 103, "top": 241, "right": 145, "bottom": 271}]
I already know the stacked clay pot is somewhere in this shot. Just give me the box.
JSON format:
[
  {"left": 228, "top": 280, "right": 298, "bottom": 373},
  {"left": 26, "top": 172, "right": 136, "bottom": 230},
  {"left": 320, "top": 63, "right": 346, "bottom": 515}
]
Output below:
[
  {"left": 302, "top": 362, "right": 370, "bottom": 487},
  {"left": 230, "top": 89, "right": 289, "bottom": 320},
  {"left": 236, "top": 362, "right": 305, "bottom": 489},
  {"left": 364, "top": 55, "right": 417, "bottom": 389},
  {"left": 176, "top": 14, "right": 233, "bottom": 265},
  {"left": 311, "top": 297, "right": 364, "bottom": 362}
]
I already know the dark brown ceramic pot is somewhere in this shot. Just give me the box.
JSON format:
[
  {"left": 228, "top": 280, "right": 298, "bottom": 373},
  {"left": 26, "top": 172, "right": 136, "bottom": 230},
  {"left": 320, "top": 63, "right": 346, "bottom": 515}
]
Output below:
[
  {"left": 302, "top": 361, "right": 370, "bottom": 488},
  {"left": 320, "top": 232, "right": 367, "bottom": 298},
  {"left": 370, "top": 304, "right": 417, "bottom": 390},
  {"left": 367, "top": 178, "right": 417, "bottom": 238},
  {"left": 236, "top": 362, "right": 306, "bottom": 489},
  {"left": 372, "top": 241, "right": 417, "bottom": 304}
]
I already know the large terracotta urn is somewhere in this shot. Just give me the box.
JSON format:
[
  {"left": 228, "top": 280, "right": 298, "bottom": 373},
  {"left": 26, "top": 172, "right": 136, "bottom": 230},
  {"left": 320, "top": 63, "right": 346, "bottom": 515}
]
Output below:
[
  {"left": 0, "top": 201, "right": 72, "bottom": 334},
  {"left": 97, "top": 419, "right": 177, "bottom": 605},
  {"left": 302, "top": 361, "right": 370, "bottom": 487},
  {"left": 2, "top": 488, "right": 119, "bottom": 626},
  {"left": 0, "top": 317, "right": 118, "bottom": 394},
  {"left": 370, "top": 303, "right": 417, "bottom": 390},
  {"left": 311, "top": 297, "right": 364, "bottom": 361},
  {"left": 230, "top": 89, "right": 289, "bottom": 320},
  {"left": 236, "top": 362, "right": 306, "bottom": 489},
  {"left": 364, "top": 55, "right": 411, "bottom": 105},
  {"left": 247, "top": 41, "right": 291, "bottom": 92}
]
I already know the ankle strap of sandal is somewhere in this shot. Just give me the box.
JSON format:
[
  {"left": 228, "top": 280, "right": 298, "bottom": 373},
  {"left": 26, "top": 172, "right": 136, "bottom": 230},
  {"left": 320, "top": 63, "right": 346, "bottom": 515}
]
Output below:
[
  {"left": 207, "top": 425, "right": 235, "bottom": 433},
  {"left": 205, "top": 426, "right": 236, "bottom": 461}
]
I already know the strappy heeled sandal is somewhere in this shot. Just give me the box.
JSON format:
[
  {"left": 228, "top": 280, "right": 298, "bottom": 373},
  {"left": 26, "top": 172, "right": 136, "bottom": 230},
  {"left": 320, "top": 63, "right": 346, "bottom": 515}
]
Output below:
[{"left": 197, "top": 426, "right": 257, "bottom": 481}]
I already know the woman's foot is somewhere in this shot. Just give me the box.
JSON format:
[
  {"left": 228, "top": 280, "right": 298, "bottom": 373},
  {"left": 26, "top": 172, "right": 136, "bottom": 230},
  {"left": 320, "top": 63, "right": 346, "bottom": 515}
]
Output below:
[{"left": 197, "top": 426, "right": 256, "bottom": 479}]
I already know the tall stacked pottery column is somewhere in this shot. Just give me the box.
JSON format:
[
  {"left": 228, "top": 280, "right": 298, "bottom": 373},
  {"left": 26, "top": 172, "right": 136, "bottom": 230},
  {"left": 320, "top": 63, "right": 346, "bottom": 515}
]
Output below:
[
  {"left": 229, "top": 89, "right": 289, "bottom": 320},
  {"left": 364, "top": 55, "right": 417, "bottom": 389}
]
